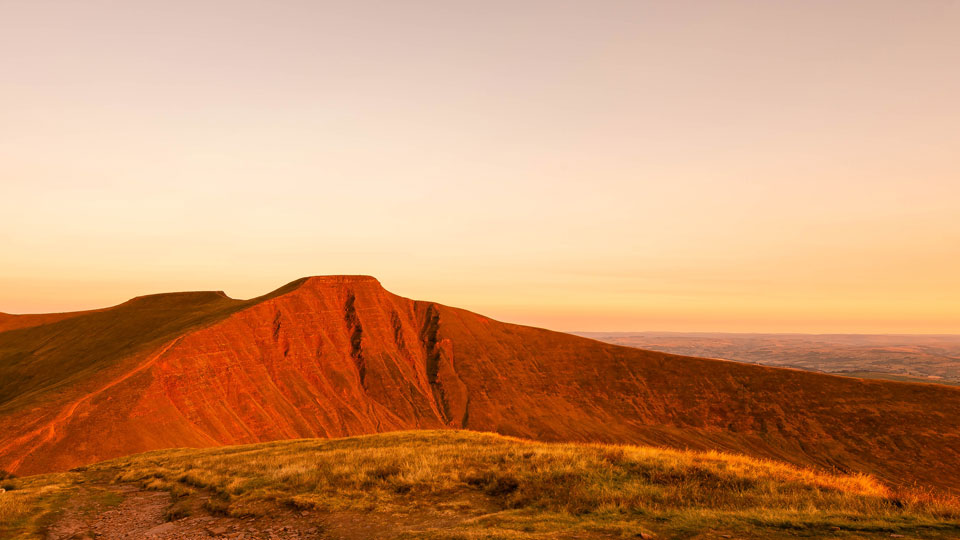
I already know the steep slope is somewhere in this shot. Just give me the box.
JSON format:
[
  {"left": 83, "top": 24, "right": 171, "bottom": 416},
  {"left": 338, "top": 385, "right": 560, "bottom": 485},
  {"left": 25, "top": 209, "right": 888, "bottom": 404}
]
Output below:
[
  {"left": 0, "top": 292, "right": 241, "bottom": 412},
  {"left": 1, "top": 276, "right": 958, "bottom": 494}
]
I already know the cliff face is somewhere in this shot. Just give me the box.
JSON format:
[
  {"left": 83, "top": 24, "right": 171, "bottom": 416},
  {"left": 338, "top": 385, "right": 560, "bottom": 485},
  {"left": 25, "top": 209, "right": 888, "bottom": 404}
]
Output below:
[{"left": 1, "top": 276, "right": 959, "bottom": 492}]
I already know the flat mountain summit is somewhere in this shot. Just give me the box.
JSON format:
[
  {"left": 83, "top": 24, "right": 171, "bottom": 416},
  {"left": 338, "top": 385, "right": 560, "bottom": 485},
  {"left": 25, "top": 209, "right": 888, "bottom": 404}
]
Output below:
[{"left": 1, "top": 276, "right": 958, "bottom": 492}]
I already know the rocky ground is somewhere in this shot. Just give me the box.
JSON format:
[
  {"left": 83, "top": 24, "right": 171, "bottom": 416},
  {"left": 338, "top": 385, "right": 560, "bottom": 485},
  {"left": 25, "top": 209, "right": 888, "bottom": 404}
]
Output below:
[{"left": 47, "top": 484, "right": 333, "bottom": 540}]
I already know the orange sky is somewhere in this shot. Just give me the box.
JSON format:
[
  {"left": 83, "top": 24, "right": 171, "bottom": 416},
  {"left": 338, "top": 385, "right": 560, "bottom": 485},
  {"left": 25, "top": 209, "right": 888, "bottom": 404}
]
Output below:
[{"left": 2, "top": 1, "right": 959, "bottom": 333}]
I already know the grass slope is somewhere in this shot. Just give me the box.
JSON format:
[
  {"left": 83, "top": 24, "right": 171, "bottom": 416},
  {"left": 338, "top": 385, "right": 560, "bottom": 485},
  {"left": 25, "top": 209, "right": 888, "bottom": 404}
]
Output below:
[
  {"left": 2, "top": 431, "right": 958, "bottom": 539},
  {"left": 0, "top": 278, "right": 309, "bottom": 414},
  {"left": 0, "top": 292, "right": 242, "bottom": 413}
]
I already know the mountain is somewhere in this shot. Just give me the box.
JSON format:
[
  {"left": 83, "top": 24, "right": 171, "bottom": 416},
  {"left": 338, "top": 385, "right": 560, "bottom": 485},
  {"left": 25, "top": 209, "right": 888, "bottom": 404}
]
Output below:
[{"left": 1, "top": 276, "right": 958, "bottom": 493}]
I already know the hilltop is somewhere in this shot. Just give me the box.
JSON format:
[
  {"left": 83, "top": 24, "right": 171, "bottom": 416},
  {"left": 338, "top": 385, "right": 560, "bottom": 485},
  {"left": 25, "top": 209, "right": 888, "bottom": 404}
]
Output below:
[
  {"left": 3, "top": 431, "right": 959, "bottom": 539},
  {"left": 1, "top": 276, "right": 959, "bottom": 493}
]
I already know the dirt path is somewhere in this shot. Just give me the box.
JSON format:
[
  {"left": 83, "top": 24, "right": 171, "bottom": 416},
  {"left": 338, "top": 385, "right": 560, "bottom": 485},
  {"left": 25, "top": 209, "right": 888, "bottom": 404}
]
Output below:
[
  {"left": 44, "top": 484, "right": 631, "bottom": 540},
  {"left": 48, "top": 484, "right": 324, "bottom": 540},
  {"left": 44, "top": 482, "right": 492, "bottom": 540}
]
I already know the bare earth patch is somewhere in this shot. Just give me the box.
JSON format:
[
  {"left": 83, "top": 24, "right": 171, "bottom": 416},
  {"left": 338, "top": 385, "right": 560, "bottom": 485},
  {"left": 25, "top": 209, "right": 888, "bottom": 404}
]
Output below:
[
  {"left": 45, "top": 483, "right": 481, "bottom": 540},
  {"left": 47, "top": 484, "right": 326, "bottom": 540}
]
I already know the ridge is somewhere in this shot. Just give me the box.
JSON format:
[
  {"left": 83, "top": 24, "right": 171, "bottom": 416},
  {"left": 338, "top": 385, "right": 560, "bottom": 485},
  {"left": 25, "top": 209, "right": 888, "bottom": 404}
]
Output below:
[{"left": 1, "top": 276, "right": 959, "bottom": 495}]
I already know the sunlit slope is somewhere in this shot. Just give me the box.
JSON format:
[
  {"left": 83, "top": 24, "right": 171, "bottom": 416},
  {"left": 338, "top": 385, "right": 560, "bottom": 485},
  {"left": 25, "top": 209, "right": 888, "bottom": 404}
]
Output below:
[
  {"left": 0, "top": 292, "right": 242, "bottom": 412},
  {"left": 1, "top": 276, "right": 958, "bottom": 494},
  {"left": 0, "top": 279, "right": 309, "bottom": 474},
  {"left": 0, "top": 278, "right": 312, "bottom": 414},
  {"left": 4, "top": 431, "right": 959, "bottom": 540}
]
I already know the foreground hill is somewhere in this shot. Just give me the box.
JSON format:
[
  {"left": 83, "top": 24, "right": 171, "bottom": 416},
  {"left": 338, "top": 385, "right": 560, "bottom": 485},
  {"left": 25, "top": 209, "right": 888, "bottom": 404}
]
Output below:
[
  {"left": 3, "top": 431, "right": 959, "bottom": 539},
  {"left": 1, "top": 276, "right": 959, "bottom": 493}
]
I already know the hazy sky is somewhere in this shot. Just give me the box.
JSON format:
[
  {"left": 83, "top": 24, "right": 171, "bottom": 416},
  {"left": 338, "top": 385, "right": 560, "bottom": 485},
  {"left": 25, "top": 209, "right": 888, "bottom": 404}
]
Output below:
[{"left": 2, "top": 1, "right": 959, "bottom": 333}]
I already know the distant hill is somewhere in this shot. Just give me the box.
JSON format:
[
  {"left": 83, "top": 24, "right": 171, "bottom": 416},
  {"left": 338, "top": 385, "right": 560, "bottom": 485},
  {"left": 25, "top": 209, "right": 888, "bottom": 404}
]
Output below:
[
  {"left": 575, "top": 332, "right": 960, "bottom": 385},
  {"left": 1, "top": 276, "right": 959, "bottom": 494}
]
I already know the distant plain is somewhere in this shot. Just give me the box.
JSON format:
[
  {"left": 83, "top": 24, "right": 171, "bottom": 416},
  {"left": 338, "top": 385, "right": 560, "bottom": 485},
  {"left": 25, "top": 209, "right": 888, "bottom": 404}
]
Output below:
[{"left": 576, "top": 333, "right": 960, "bottom": 386}]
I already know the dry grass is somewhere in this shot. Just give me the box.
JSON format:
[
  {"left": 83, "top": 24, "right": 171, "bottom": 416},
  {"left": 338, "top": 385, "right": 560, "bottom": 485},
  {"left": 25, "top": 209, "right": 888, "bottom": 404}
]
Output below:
[
  {"left": 0, "top": 471, "right": 77, "bottom": 539},
  {"left": 101, "top": 430, "right": 960, "bottom": 538},
  {"left": 3, "top": 430, "right": 959, "bottom": 538}
]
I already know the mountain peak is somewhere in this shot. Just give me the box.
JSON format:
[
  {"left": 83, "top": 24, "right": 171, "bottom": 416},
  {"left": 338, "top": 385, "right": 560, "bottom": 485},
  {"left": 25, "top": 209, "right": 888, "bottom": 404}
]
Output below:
[
  {"left": 291, "top": 275, "right": 385, "bottom": 294},
  {"left": 301, "top": 275, "right": 381, "bottom": 285}
]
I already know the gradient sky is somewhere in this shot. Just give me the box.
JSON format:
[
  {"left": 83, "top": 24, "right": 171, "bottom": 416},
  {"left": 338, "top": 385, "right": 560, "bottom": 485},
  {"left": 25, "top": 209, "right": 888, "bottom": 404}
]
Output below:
[{"left": 2, "top": 1, "right": 959, "bottom": 333}]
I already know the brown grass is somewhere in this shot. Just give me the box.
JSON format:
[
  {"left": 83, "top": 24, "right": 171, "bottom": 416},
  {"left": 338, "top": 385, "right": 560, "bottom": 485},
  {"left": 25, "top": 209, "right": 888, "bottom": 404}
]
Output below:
[
  {"left": 2, "top": 430, "right": 958, "bottom": 539},
  {"left": 0, "top": 471, "right": 76, "bottom": 539},
  {"left": 82, "top": 430, "right": 960, "bottom": 538}
]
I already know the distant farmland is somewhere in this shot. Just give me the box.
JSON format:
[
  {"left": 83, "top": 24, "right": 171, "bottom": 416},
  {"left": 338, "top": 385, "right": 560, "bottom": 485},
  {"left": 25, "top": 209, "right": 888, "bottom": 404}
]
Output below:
[{"left": 577, "top": 332, "right": 960, "bottom": 385}]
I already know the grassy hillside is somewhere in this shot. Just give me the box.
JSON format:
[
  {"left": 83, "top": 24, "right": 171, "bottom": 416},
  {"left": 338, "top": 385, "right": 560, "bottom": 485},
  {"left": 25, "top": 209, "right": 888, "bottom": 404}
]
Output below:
[
  {"left": 0, "top": 278, "right": 310, "bottom": 415},
  {"left": 0, "top": 292, "right": 243, "bottom": 413},
  {"left": 2, "top": 431, "right": 958, "bottom": 539}
]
